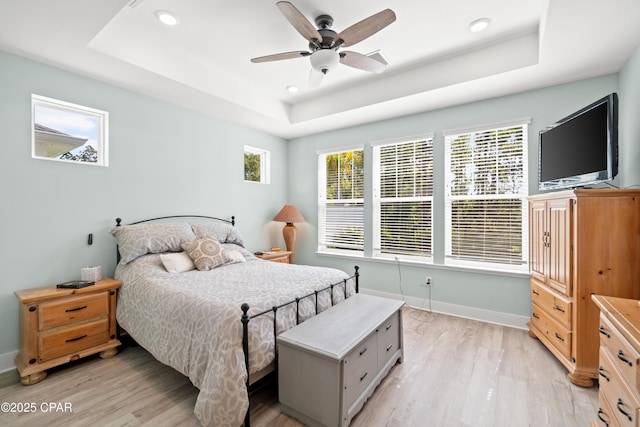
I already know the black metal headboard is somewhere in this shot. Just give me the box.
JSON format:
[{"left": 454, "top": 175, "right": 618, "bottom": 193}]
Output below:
[
  {"left": 114, "top": 214, "right": 236, "bottom": 263},
  {"left": 115, "top": 215, "right": 235, "bottom": 227}
]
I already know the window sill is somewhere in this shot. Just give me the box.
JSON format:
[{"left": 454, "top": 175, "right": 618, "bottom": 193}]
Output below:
[{"left": 316, "top": 251, "right": 529, "bottom": 279}]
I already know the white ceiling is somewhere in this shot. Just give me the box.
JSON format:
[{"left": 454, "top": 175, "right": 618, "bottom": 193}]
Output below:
[{"left": 1, "top": 0, "right": 639, "bottom": 139}]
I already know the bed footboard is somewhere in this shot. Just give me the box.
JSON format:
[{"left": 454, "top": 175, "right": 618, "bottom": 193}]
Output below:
[{"left": 241, "top": 265, "right": 359, "bottom": 427}]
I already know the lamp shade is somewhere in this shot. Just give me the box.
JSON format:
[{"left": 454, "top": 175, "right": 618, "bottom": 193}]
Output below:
[{"left": 273, "top": 205, "right": 305, "bottom": 224}]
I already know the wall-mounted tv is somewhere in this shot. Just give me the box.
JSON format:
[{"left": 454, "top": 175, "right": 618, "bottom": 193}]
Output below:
[{"left": 538, "top": 93, "right": 618, "bottom": 191}]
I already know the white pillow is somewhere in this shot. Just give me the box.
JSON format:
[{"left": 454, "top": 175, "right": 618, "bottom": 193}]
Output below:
[
  {"left": 224, "top": 249, "right": 246, "bottom": 264},
  {"left": 160, "top": 252, "right": 196, "bottom": 273}
]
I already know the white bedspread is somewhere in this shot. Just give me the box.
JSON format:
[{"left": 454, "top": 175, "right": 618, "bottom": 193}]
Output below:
[{"left": 115, "top": 246, "right": 355, "bottom": 426}]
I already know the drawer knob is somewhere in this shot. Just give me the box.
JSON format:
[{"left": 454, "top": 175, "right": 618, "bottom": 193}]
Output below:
[
  {"left": 359, "top": 347, "right": 368, "bottom": 356},
  {"left": 553, "top": 305, "right": 565, "bottom": 313},
  {"left": 554, "top": 333, "right": 564, "bottom": 342},
  {"left": 532, "top": 312, "right": 540, "bottom": 319},
  {"left": 597, "top": 408, "right": 610, "bottom": 426},
  {"left": 65, "top": 334, "right": 87, "bottom": 343},
  {"left": 360, "top": 372, "right": 368, "bottom": 382},
  {"left": 386, "top": 323, "right": 392, "bottom": 330},
  {"left": 617, "top": 350, "right": 633, "bottom": 367},
  {"left": 599, "top": 326, "right": 611, "bottom": 338},
  {"left": 386, "top": 344, "right": 393, "bottom": 352},
  {"left": 65, "top": 305, "right": 87, "bottom": 313},
  {"left": 532, "top": 289, "right": 540, "bottom": 296},
  {"left": 598, "top": 366, "right": 610, "bottom": 382},
  {"left": 617, "top": 398, "right": 633, "bottom": 422}
]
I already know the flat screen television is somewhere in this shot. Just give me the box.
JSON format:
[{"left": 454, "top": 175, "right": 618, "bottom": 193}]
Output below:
[{"left": 538, "top": 93, "right": 618, "bottom": 190}]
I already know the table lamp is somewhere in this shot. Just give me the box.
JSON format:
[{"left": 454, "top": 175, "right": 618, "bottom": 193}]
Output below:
[{"left": 273, "top": 205, "right": 305, "bottom": 263}]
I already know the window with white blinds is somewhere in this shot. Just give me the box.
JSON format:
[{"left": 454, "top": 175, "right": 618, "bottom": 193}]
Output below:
[
  {"left": 318, "top": 148, "right": 364, "bottom": 253},
  {"left": 444, "top": 120, "right": 529, "bottom": 270},
  {"left": 373, "top": 137, "right": 433, "bottom": 259}
]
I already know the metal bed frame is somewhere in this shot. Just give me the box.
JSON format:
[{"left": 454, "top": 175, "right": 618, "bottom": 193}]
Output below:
[{"left": 114, "top": 215, "right": 359, "bottom": 427}]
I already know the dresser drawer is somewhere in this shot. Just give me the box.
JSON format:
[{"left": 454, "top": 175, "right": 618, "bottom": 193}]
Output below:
[
  {"left": 377, "top": 311, "right": 401, "bottom": 370},
  {"left": 530, "top": 280, "right": 572, "bottom": 328},
  {"left": 597, "top": 389, "right": 622, "bottom": 427},
  {"left": 599, "top": 348, "right": 640, "bottom": 427},
  {"left": 39, "top": 318, "right": 110, "bottom": 362},
  {"left": 344, "top": 332, "right": 377, "bottom": 410},
  {"left": 39, "top": 292, "right": 109, "bottom": 330},
  {"left": 531, "top": 303, "right": 572, "bottom": 359},
  {"left": 600, "top": 315, "right": 640, "bottom": 394}
]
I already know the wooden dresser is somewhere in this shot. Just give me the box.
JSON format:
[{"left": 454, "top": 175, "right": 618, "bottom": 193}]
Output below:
[
  {"left": 528, "top": 189, "right": 640, "bottom": 387},
  {"left": 15, "top": 278, "right": 121, "bottom": 385},
  {"left": 592, "top": 295, "right": 640, "bottom": 427},
  {"left": 277, "top": 294, "right": 404, "bottom": 427},
  {"left": 255, "top": 250, "right": 292, "bottom": 263}
]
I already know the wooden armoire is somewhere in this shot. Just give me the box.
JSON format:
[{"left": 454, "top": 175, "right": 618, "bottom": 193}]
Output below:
[{"left": 527, "top": 189, "right": 640, "bottom": 387}]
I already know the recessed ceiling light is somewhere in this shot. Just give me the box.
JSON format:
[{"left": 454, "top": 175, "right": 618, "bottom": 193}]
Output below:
[
  {"left": 286, "top": 85, "right": 299, "bottom": 93},
  {"left": 469, "top": 18, "right": 491, "bottom": 33},
  {"left": 155, "top": 10, "right": 179, "bottom": 26}
]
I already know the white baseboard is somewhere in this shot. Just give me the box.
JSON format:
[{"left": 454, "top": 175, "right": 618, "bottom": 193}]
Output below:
[
  {"left": 0, "top": 350, "right": 17, "bottom": 374},
  {"left": 360, "top": 288, "right": 529, "bottom": 330}
]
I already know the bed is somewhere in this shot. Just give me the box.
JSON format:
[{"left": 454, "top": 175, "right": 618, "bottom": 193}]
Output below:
[{"left": 110, "top": 215, "right": 359, "bottom": 427}]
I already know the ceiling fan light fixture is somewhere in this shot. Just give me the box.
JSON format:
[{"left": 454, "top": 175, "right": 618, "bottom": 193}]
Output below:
[
  {"left": 310, "top": 49, "right": 340, "bottom": 74},
  {"left": 469, "top": 17, "right": 491, "bottom": 33},
  {"left": 155, "top": 10, "right": 179, "bottom": 26}
]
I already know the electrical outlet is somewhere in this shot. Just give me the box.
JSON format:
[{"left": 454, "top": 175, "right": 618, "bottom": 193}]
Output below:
[{"left": 426, "top": 276, "right": 432, "bottom": 287}]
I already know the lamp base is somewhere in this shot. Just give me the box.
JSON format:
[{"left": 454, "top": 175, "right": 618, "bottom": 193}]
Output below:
[{"left": 282, "top": 223, "right": 297, "bottom": 264}]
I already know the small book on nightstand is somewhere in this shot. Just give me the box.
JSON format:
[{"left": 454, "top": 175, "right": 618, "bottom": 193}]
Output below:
[{"left": 56, "top": 280, "right": 95, "bottom": 289}]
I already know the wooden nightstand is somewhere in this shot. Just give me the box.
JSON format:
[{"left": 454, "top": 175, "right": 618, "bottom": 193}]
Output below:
[
  {"left": 15, "top": 278, "right": 121, "bottom": 385},
  {"left": 255, "top": 251, "right": 293, "bottom": 264}
]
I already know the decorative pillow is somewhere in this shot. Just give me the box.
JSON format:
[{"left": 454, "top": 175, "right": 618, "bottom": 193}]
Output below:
[
  {"left": 224, "top": 248, "right": 246, "bottom": 264},
  {"left": 191, "top": 223, "right": 245, "bottom": 247},
  {"left": 110, "top": 223, "right": 197, "bottom": 264},
  {"left": 160, "top": 252, "right": 196, "bottom": 273},
  {"left": 181, "top": 237, "right": 228, "bottom": 271}
]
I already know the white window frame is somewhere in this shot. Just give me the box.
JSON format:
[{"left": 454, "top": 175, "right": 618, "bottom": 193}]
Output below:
[
  {"left": 244, "top": 146, "right": 270, "bottom": 184},
  {"left": 32, "top": 94, "right": 109, "bottom": 167},
  {"left": 372, "top": 135, "right": 434, "bottom": 262},
  {"left": 444, "top": 118, "right": 530, "bottom": 273},
  {"left": 317, "top": 146, "right": 364, "bottom": 255}
]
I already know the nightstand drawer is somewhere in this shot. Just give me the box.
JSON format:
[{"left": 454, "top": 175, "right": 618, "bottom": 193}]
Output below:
[
  {"left": 39, "top": 292, "right": 109, "bottom": 329},
  {"left": 39, "top": 318, "right": 110, "bottom": 362}
]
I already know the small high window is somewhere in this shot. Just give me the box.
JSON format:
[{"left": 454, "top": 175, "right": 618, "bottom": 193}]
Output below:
[{"left": 244, "top": 146, "right": 270, "bottom": 184}]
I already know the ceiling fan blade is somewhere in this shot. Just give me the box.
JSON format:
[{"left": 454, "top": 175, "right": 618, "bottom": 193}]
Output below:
[
  {"left": 277, "top": 1, "right": 323, "bottom": 44},
  {"left": 309, "top": 68, "right": 324, "bottom": 87},
  {"left": 251, "top": 51, "right": 310, "bottom": 63},
  {"left": 335, "top": 9, "right": 396, "bottom": 48},
  {"left": 340, "top": 51, "right": 386, "bottom": 73}
]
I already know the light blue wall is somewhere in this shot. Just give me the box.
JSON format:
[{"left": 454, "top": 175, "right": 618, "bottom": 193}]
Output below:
[
  {"left": 0, "top": 51, "right": 288, "bottom": 356},
  {"left": 619, "top": 46, "right": 640, "bottom": 189},
  {"left": 288, "top": 74, "right": 625, "bottom": 320}
]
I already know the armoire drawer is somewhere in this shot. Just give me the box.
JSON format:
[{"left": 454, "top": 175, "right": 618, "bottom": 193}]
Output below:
[
  {"left": 39, "top": 292, "right": 109, "bottom": 330},
  {"left": 377, "top": 311, "right": 401, "bottom": 370},
  {"left": 531, "top": 280, "right": 572, "bottom": 328},
  {"left": 531, "top": 303, "right": 572, "bottom": 359}
]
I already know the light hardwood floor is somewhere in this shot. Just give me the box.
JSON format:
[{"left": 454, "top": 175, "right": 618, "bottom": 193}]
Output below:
[{"left": 0, "top": 307, "right": 598, "bottom": 426}]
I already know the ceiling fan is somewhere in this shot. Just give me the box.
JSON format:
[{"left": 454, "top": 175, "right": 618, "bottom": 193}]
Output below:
[{"left": 251, "top": 1, "right": 396, "bottom": 87}]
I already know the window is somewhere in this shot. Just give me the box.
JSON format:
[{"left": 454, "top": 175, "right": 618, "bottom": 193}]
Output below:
[
  {"left": 32, "top": 95, "right": 109, "bottom": 166},
  {"left": 373, "top": 136, "right": 434, "bottom": 260},
  {"left": 244, "top": 146, "right": 270, "bottom": 184},
  {"left": 318, "top": 148, "right": 364, "bottom": 254},
  {"left": 444, "top": 119, "right": 529, "bottom": 271}
]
